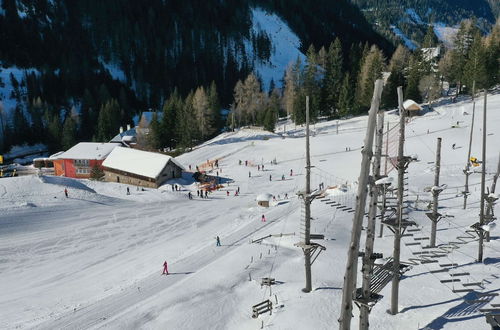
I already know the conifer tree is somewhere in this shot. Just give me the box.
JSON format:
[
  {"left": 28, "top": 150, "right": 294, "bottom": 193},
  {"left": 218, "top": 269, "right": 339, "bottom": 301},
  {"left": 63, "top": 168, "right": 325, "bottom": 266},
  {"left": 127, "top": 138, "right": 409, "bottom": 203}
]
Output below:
[
  {"left": 62, "top": 115, "right": 77, "bottom": 150},
  {"left": 192, "top": 86, "right": 212, "bottom": 140},
  {"left": 177, "top": 92, "right": 198, "bottom": 149},
  {"left": 323, "top": 38, "right": 343, "bottom": 118},
  {"left": 303, "top": 44, "right": 320, "bottom": 121},
  {"left": 355, "top": 45, "right": 385, "bottom": 112},
  {"left": 422, "top": 25, "right": 438, "bottom": 48},
  {"left": 338, "top": 73, "right": 354, "bottom": 118},
  {"left": 382, "top": 45, "right": 410, "bottom": 109},
  {"left": 405, "top": 54, "right": 423, "bottom": 102},
  {"left": 96, "top": 99, "right": 121, "bottom": 141},
  {"left": 208, "top": 81, "right": 221, "bottom": 133},
  {"left": 162, "top": 89, "right": 181, "bottom": 149},
  {"left": 463, "top": 30, "right": 487, "bottom": 91},
  {"left": 148, "top": 112, "right": 162, "bottom": 150}
]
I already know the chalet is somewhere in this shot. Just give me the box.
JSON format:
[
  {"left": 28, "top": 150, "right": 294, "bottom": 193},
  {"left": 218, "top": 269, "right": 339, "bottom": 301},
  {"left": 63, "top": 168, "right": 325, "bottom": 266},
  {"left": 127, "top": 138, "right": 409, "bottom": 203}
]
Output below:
[
  {"left": 403, "top": 99, "right": 422, "bottom": 116},
  {"left": 53, "top": 143, "right": 118, "bottom": 178},
  {"left": 102, "top": 147, "right": 184, "bottom": 188}
]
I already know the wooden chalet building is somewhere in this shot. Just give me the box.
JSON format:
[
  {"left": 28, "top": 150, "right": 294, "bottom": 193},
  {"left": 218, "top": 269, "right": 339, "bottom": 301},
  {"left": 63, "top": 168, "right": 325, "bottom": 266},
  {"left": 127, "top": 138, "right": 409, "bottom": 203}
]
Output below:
[
  {"left": 53, "top": 143, "right": 118, "bottom": 178},
  {"left": 102, "top": 147, "right": 184, "bottom": 188}
]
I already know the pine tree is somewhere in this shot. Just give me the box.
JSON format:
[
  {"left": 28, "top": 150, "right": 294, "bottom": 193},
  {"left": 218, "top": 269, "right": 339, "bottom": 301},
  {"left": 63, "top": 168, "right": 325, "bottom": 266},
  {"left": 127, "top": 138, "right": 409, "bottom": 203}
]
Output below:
[
  {"left": 208, "top": 81, "right": 221, "bottom": 134},
  {"left": 162, "top": 89, "right": 181, "bottom": 149},
  {"left": 62, "top": 115, "right": 77, "bottom": 150},
  {"left": 282, "top": 64, "right": 297, "bottom": 118},
  {"left": 323, "top": 38, "right": 344, "bottom": 118},
  {"left": 463, "top": 30, "right": 487, "bottom": 91},
  {"left": 96, "top": 99, "right": 121, "bottom": 141},
  {"left": 338, "top": 73, "right": 354, "bottom": 118},
  {"left": 302, "top": 44, "right": 320, "bottom": 121},
  {"left": 90, "top": 163, "right": 104, "bottom": 180},
  {"left": 355, "top": 45, "right": 385, "bottom": 112},
  {"left": 177, "top": 92, "right": 198, "bottom": 149},
  {"left": 405, "top": 54, "right": 423, "bottom": 102},
  {"left": 148, "top": 112, "right": 162, "bottom": 150},
  {"left": 382, "top": 45, "right": 410, "bottom": 109},
  {"left": 422, "top": 25, "right": 438, "bottom": 48}
]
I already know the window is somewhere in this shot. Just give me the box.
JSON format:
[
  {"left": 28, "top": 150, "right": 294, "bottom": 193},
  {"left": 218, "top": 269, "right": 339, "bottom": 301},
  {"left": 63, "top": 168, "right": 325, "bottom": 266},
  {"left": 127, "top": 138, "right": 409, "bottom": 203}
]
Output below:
[
  {"left": 74, "top": 159, "right": 90, "bottom": 167},
  {"left": 76, "top": 168, "right": 90, "bottom": 174}
]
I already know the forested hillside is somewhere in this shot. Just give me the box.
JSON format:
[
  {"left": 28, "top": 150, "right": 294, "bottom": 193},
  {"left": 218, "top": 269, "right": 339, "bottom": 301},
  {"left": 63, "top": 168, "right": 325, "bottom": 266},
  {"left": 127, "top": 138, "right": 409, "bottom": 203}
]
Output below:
[
  {"left": 0, "top": 0, "right": 393, "bottom": 154},
  {"left": 350, "top": 0, "right": 497, "bottom": 47}
]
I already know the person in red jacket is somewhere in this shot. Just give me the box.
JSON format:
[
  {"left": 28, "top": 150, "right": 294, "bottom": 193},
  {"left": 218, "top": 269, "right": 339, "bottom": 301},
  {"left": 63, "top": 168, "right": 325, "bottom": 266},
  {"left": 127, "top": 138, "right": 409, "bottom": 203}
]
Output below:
[
  {"left": 162, "top": 261, "right": 169, "bottom": 275},
  {"left": 261, "top": 214, "right": 266, "bottom": 222}
]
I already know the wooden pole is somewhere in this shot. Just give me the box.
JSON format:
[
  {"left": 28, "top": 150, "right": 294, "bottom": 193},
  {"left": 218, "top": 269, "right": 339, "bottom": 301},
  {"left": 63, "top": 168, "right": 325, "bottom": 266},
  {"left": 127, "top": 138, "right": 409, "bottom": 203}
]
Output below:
[
  {"left": 478, "top": 91, "right": 487, "bottom": 262},
  {"left": 390, "top": 86, "right": 406, "bottom": 315},
  {"left": 359, "top": 108, "right": 384, "bottom": 330},
  {"left": 485, "top": 152, "right": 500, "bottom": 242},
  {"left": 303, "top": 95, "right": 312, "bottom": 292},
  {"left": 384, "top": 122, "right": 390, "bottom": 176},
  {"left": 339, "top": 79, "right": 383, "bottom": 330},
  {"left": 430, "top": 137, "right": 442, "bottom": 247},
  {"left": 464, "top": 80, "right": 476, "bottom": 209}
]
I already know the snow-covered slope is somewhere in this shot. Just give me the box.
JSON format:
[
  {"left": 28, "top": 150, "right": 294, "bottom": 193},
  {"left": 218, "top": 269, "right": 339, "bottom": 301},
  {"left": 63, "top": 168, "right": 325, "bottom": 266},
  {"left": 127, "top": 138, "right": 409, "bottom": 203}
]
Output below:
[
  {"left": 1, "top": 92, "right": 500, "bottom": 329},
  {"left": 248, "top": 8, "right": 305, "bottom": 90}
]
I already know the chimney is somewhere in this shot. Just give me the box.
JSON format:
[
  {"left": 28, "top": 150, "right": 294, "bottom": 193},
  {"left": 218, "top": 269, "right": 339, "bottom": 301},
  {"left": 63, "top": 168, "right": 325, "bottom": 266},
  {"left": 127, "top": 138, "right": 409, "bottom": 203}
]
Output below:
[
  {"left": 119, "top": 126, "right": 124, "bottom": 134},
  {"left": 127, "top": 124, "right": 131, "bottom": 131}
]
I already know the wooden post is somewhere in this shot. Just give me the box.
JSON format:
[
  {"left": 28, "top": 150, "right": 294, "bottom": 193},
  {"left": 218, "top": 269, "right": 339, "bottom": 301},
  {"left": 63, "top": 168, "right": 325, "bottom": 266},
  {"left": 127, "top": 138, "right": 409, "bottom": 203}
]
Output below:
[
  {"left": 303, "top": 95, "right": 312, "bottom": 293},
  {"left": 390, "top": 86, "right": 406, "bottom": 315},
  {"left": 339, "top": 79, "right": 383, "bottom": 330},
  {"left": 430, "top": 137, "right": 442, "bottom": 247},
  {"left": 464, "top": 80, "right": 476, "bottom": 209},
  {"left": 359, "top": 108, "right": 384, "bottom": 330},
  {"left": 384, "top": 122, "right": 390, "bottom": 176},
  {"left": 485, "top": 153, "right": 500, "bottom": 242},
  {"left": 478, "top": 91, "right": 487, "bottom": 262}
]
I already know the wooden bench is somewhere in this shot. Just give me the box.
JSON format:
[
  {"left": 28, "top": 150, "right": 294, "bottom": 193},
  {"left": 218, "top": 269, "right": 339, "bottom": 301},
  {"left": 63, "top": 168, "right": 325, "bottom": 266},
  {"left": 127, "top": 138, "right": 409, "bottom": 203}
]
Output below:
[{"left": 252, "top": 300, "right": 273, "bottom": 318}]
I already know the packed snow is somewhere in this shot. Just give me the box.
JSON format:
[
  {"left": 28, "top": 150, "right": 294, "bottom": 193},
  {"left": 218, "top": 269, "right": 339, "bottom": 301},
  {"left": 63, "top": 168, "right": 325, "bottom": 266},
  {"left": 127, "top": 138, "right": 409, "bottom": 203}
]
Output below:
[{"left": 1, "top": 92, "right": 500, "bottom": 329}]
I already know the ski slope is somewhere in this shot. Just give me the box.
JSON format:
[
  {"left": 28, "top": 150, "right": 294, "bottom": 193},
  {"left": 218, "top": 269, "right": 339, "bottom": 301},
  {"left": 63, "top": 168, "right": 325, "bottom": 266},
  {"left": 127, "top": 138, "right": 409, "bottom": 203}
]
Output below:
[{"left": 1, "top": 92, "right": 500, "bottom": 330}]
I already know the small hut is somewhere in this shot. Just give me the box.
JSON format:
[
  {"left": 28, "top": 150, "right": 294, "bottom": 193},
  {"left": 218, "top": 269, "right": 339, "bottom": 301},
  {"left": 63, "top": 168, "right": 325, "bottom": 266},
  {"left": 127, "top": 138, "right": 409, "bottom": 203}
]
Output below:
[
  {"left": 256, "top": 193, "right": 273, "bottom": 207},
  {"left": 403, "top": 99, "right": 422, "bottom": 116}
]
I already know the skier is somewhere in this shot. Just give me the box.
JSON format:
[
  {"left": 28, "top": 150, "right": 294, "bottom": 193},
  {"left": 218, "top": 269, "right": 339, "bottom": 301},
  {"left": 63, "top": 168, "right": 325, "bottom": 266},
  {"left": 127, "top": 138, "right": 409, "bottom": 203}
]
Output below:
[
  {"left": 261, "top": 214, "right": 266, "bottom": 222},
  {"left": 162, "top": 261, "right": 169, "bottom": 275},
  {"left": 452, "top": 143, "right": 456, "bottom": 150},
  {"left": 249, "top": 171, "right": 251, "bottom": 178},
  {"left": 227, "top": 191, "right": 230, "bottom": 197},
  {"left": 189, "top": 164, "right": 192, "bottom": 171},
  {"left": 262, "top": 164, "right": 264, "bottom": 171},
  {"left": 269, "top": 174, "right": 272, "bottom": 181},
  {"left": 188, "top": 192, "right": 192, "bottom": 199},
  {"left": 205, "top": 190, "right": 208, "bottom": 198},
  {"left": 285, "top": 193, "right": 288, "bottom": 199},
  {"left": 127, "top": 187, "right": 130, "bottom": 195},
  {"left": 290, "top": 169, "right": 293, "bottom": 176},
  {"left": 64, "top": 188, "right": 68, "bottom": 198},
  {"left": 216, "top": 236, "right": 221, "bottom": 246},
  {"left": 197, "top": 190, "right": 200, "bottom": 197},
  {"left": 282, "top": 174, "right": 285, "bottom": 180},
  {"left": 237, "top": 186, "right": 240, "bottom": 194},
  {"left": 258, "top": 165, "right": 260, "bottom": 171}
]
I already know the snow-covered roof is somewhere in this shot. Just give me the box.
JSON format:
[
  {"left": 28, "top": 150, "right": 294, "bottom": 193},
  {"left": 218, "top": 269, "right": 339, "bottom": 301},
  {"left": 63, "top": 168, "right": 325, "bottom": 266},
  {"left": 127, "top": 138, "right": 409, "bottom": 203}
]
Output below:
[
  {"left": 110, "top": 127, "right": 136, "bottom": 143},
  {"left": 57, "top": 143, "right": 118, "bottom": 160},
  {"left": 403, "top": 100, "right": 422, "bottom": 111},
  {"left": 102, "top": 147, "right": 184, "bottom": 179},
  {"left": 256, "top": 193, "right": 273, "bottom": 202}
]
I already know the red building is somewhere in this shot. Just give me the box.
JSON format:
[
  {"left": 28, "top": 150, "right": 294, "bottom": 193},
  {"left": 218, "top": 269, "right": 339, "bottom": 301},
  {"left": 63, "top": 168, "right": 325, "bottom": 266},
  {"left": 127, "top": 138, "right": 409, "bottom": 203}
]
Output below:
[{"left": 53, "top": 143, "right": 118, "bottom": 178}]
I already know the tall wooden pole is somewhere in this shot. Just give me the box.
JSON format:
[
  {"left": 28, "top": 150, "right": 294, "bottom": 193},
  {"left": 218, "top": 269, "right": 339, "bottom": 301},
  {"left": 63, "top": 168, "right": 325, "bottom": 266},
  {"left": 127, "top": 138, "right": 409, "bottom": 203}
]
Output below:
[
  {"left": 359, "top": 108, "right": 384, "bottom": 330},
  {"left": 430, "top": 137, "right": 442, "bottom": 247},
  {"left": 384, "top": 122, "right": 390, "bottom": 176},
  {"left": 464, "top": 80, "right": 476, "bottom": 209},
  {"left": 390, "top": 86, "right": 406, "bottom": 315},
  {"left": 485, "top": 152, "right": 500, "bottom": 242},
  {"left": 478, "top": 91, "right": 487, "bottom": 262},
  {"left": 303, "top": 96, "right": 312, "bottom": 292},
  {"left": 339, "top": 79, "right": 383, "bottom": 330}
]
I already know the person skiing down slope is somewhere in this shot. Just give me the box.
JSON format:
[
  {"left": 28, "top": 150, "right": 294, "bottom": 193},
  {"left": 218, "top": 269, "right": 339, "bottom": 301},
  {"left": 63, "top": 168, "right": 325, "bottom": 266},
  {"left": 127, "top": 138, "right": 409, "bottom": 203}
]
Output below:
[{"left": 162, "top": 261, "right": 169, "bottom": 275}]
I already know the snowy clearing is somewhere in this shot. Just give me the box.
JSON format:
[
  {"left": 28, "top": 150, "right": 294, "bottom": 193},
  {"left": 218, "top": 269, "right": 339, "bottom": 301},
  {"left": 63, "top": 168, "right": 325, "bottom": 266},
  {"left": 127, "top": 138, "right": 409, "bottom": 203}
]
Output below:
[{"left": 1, "top": 92, "right": 500, "bottom": 329}]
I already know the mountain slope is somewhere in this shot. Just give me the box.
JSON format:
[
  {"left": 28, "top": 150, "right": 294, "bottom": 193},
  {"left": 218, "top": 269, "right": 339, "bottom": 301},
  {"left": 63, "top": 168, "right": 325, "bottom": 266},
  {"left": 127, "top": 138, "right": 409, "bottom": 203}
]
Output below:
[{"left": 351, "top": 0, "right": 497, "bottom": 48}]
